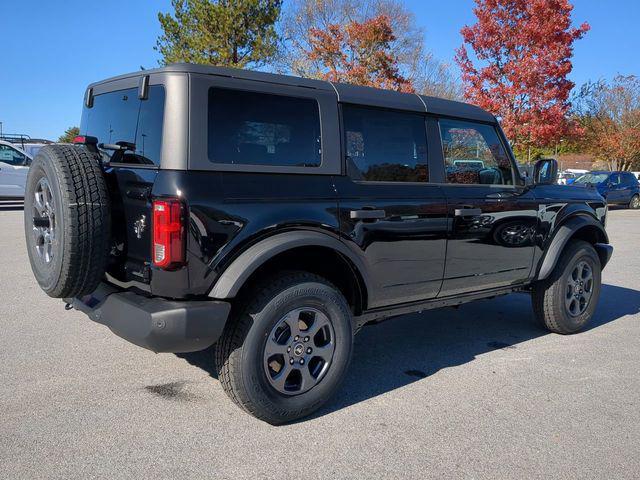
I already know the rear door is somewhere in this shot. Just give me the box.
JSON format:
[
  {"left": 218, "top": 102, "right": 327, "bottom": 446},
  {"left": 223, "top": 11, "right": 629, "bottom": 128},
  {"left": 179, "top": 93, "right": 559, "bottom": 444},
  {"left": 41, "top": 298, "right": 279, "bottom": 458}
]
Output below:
[
  {"left": 620, "top": 172, "right": 639, "bottom": 203},
  {"left": 435, "top": 118, "right": 538, "bottom": 297},
  {"left": 0, "top": 144, "right": 29, "bottom": 198},
  {"left": 335, "top": 105, "right": 447, "bottom": 308}
]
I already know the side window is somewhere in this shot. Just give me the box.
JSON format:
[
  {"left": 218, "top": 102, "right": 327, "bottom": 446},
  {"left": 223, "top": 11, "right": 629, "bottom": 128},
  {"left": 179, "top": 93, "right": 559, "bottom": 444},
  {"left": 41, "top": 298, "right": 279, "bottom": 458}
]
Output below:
[
  {"left": 0, "top": 145, "right": 27, "bottom": 166},
  {"left": 208, "top": 88, "right": 321, "bottom": 167},
  {"left": 623, "top": 172, "right": 637, "bottom": 184},
  {"left": 343, "top": 105, "right": 428, "bottom": 182},
  {"left": 610, "top": 173, "right": 621, "bottom": 185},
  {"left": 439, "top": 119, "right": 514, "bottom": 185},
  {"left": 80, "top": 85, "right": 165, "bottom": 166}
]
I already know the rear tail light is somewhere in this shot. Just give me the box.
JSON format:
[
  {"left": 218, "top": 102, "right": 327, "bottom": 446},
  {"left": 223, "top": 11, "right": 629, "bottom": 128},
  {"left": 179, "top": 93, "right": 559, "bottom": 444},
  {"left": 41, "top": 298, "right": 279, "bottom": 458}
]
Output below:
[{"left": 152, "top": 198, "right": 185, "bottom": 269}]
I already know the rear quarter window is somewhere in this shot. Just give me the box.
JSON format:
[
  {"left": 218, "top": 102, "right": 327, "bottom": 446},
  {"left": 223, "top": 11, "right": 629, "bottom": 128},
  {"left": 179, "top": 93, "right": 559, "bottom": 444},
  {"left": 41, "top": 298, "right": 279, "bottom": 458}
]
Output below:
[
  {"left": 207, "top": 88, "right": 321, "bottom": 167},
  {"left": 80, "top": 85, "right": 165, "bottom": 166}
]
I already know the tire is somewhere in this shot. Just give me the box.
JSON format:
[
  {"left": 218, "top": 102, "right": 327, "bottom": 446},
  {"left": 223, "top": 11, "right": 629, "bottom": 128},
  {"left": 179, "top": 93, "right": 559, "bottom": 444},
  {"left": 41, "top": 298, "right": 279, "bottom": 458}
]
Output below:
[
  {"left": 24, "top": 144, "right": 110, "bottom": 298},
  {"left": 215, "top": 271, "right": 353, "bottom": 424},
  {"left": 532, "top": 240, "right": 601, "bottom": 334},
  {"left": 629, "top": 194, "right": 640, "bottom": 209}
]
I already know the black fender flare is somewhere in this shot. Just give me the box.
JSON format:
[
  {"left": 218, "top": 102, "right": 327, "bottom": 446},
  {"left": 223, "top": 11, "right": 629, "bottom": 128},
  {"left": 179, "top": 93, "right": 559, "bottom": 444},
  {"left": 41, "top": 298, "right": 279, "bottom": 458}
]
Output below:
[
  {"left": 208, "top": 231, "right": 372, "bottom": 299},
  {"left": 536, "top": 215, "right": 611, "bottom": 280}
]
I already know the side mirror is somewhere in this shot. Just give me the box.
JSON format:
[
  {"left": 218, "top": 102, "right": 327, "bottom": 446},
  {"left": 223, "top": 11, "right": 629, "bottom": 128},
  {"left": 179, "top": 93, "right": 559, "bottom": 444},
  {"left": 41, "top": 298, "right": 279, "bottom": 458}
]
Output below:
[{"left": 533, "top": 158, "right": 558, "bottom": 185}]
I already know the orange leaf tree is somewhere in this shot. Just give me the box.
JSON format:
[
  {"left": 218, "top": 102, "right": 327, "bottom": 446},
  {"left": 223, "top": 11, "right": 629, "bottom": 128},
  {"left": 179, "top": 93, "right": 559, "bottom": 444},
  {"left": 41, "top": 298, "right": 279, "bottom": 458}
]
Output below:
[
  {"left": 456, "top": 0, "right": 589, "bottom": 157},
  {"left": 305, "top": 14, "right": 414, "bottom": 92}
]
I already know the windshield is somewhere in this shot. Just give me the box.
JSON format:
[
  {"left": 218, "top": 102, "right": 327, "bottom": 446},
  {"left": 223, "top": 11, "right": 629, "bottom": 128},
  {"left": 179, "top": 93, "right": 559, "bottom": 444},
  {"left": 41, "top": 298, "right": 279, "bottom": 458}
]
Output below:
[{"left": 574, "top": 173, "right": 609, "bottom": 184}]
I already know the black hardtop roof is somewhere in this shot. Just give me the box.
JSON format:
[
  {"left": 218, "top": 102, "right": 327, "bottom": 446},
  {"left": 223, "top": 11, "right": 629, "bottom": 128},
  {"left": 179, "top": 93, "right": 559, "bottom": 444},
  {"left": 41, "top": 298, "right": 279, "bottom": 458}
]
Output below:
[{"left": 88, "top": 63, "right": 495, "bottom": 122}]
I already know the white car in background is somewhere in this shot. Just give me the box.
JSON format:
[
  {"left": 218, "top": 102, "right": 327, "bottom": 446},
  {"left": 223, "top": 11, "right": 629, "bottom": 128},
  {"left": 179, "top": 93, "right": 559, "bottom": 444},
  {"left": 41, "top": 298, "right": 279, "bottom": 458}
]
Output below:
[{"left": 0, "top": 140, "right": 32, "bottom": 199}]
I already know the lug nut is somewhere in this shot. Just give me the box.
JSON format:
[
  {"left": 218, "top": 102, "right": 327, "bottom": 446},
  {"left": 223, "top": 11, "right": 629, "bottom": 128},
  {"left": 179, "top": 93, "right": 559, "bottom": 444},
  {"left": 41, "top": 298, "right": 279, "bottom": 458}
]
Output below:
[
  {"left": 304, "top": 336, "right": 310, "bottom": 342},
  {"left": 299, "top": 358, "right": 305, "bottom": 365},
  {"left": 306, "top": 347, "right": 312, "bottom": 354},
  {"left": 287, "top": 346, "right": 291, "bottom": 353},
  {"left": 294, "top": 335, "right": 300, "bottom": 341},
  {"left": 289, "top": 358, "right": 294, "bottom": 365}
]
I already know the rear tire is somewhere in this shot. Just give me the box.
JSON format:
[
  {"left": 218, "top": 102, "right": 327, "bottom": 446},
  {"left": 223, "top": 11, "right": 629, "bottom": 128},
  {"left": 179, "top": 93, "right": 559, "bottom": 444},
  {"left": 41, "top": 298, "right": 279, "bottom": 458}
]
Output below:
[
  {"left": 215, "top": 271, "right": 353, "bottom": 424},
  {"left": 532, "top": 240, "right": 601, "bottom": 334},
  {"left": 24, "top": 144, "right": 110, "bottom": 298},
  {"left": 629, "top": 194, "right": 640, "bottom": 209}
]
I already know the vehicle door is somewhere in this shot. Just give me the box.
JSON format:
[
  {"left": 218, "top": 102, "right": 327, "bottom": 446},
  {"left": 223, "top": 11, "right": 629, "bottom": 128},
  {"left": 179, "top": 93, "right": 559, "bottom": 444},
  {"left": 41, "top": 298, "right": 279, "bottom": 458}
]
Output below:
[
  {"left": 335, "top": 105, "right": 448, "bottom": 308},
  {"left": 435, "top": 118, "right": 538, "bottom": 297},
  {"left": 606, "top": 173, "right": 624, "bottom": 203},
  {"left": 620, "top": 172, "right": 639, "bottom": 203},
  {"left": 0, "top": 144, "right": 30, "bottom": 198}
]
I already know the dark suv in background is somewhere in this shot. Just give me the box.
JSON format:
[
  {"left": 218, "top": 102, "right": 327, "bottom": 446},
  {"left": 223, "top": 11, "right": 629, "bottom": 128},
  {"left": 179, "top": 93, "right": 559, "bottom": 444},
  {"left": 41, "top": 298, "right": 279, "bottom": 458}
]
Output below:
[
  {"left": 24, "top": 64, "right": 613, "bottom": 424},
  {"left": 573, "top": 171, "right": 640, "bottom": 209}
]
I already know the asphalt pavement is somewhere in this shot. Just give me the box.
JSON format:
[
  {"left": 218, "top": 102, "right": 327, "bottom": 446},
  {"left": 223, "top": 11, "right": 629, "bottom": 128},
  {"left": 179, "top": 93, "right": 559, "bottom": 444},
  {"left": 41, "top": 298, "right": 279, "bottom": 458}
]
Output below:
[{"left": 1, "top": 206, "right": 639, "bottom": 479}]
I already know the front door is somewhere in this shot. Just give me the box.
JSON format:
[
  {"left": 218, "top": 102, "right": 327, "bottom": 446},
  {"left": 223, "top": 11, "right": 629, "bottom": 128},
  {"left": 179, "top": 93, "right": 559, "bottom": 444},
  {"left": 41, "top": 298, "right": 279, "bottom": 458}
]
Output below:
[
  {"left": 436, "top": 118, "right": 538, "bottom": 297},
  {"left": 606, "top": 173, "right": 624, "bottom": 204},
  {"left": 335, "top": 105, "right": 448, "bottom": 308}
]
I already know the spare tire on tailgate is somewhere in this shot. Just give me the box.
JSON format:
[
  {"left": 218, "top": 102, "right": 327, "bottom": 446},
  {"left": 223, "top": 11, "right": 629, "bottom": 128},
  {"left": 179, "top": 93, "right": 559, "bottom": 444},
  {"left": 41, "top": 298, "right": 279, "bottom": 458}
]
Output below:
[{"left": 24, "top": 144, "right": 111, "bottom": 298}]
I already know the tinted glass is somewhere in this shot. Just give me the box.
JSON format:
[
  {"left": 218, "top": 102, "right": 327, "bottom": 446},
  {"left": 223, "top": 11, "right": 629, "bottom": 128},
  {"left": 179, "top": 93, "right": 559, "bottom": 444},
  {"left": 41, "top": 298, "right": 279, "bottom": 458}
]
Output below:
[
  {"left": 208, "top": 88, "right": 321, "bottom": 167},
  {"left": 0, "top": 144, "right": 27, "bottom": 166},
  {"left": 80, "top": 85, "right": 165, "bottom": 166},
  {"left": 343, "top": 105, "right": 428, "bottom": 182},
  {"left": 439, "top": 119, "right": 513, "bottom": 185},
  {"left": 623, "top": 172, "right": 638, "bottom": 184},
  {"left": 610, "top": 173, "right": 621, "bottom": 185}
]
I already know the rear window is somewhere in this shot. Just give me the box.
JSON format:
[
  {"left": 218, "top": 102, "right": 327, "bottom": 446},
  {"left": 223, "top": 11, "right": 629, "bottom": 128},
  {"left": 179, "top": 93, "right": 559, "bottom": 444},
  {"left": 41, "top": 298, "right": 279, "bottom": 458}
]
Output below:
[
  {"left": 80, "top": 85, "right": 165, "bottom": 166},
  {"left": 208, "top": 88, "right": 321, "bottom": 167}
]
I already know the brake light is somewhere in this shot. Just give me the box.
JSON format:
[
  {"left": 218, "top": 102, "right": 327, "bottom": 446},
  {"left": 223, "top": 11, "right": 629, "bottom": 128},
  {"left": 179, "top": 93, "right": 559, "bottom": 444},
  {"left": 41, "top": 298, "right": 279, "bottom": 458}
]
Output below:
[{"left": 152, "top": 198, "right": 185, "bottom": 269}]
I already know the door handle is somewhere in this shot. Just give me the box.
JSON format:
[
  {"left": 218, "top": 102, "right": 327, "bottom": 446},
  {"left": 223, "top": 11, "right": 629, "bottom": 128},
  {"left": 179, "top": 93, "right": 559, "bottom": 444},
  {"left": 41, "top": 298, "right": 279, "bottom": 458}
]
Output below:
[
  {"left": 454, "top": 208, "right": 482, "bottom": 217},
  {"left": 350, "top": 209, "right": 386, "bottom": 220}
]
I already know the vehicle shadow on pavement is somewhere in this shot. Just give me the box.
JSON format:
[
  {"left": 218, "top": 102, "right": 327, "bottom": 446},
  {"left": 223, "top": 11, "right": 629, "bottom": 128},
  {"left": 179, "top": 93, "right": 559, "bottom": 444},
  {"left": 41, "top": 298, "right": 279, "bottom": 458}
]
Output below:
[{"left": 176, "top": 284, "right": 640, "bottom": 420}]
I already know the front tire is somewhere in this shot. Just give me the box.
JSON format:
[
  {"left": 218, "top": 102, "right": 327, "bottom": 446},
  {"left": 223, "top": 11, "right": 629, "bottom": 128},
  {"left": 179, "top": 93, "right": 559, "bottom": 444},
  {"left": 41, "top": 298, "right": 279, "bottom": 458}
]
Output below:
[
  {"left": 215, "top": 271, "right": 353, "bottom": 424},
  {"left": 532, "top": 240, "right": 602, "bottom": 334}
]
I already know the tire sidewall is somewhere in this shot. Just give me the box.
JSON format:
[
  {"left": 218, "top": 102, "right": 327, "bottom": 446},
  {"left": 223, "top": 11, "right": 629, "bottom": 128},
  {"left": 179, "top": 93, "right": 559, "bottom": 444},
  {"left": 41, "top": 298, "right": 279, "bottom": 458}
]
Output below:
[
  {"left": 630, "top": 195, "right": 640, "bottom": 209},
  {"left": 24, "top": 153, "right": 67, "bottom": 294},
  {"left": 239, "top": 280, "right": 353, "bottom": 423},
  {"left": 553, "top": 245, "right": 601, "bottom": 332}
]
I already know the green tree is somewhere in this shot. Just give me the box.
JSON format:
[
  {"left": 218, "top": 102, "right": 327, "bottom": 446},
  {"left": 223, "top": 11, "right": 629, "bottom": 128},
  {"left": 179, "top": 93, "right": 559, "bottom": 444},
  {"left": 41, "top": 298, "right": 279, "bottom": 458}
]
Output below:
[
  {"left": 156, "top": 0, "right": 282, "bottom": 68},
  {"left": 58, "top": 126, "right": 80, "bottom": 143}
]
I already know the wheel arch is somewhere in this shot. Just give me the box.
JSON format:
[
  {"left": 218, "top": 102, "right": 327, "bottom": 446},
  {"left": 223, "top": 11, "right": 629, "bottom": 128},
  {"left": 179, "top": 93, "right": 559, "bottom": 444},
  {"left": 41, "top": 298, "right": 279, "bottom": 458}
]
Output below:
[
  {"left": 536, "top": 214, "right": 611, "bottom": 281},
  {"left": 208, "top": 231, "right": 371, "bottom": 315}
]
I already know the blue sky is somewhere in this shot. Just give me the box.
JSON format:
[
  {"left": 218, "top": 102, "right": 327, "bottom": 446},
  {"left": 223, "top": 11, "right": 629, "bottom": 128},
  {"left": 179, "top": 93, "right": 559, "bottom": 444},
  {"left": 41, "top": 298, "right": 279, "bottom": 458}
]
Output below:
[{"left": 1, "top": 0, "right": 638, "bottom": 141}]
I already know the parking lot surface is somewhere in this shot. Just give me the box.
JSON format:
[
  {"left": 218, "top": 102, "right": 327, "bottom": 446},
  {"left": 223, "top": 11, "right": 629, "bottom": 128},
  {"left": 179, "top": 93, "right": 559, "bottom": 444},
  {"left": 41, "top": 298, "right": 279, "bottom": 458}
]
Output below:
[{"left": 1, "top": 207, "right": 639, "bottom": 479}]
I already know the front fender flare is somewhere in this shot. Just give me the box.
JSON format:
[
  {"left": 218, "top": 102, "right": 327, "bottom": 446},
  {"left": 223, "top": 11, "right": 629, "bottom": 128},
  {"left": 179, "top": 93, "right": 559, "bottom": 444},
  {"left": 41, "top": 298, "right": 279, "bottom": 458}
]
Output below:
[
  {"left": 208, "top": 231, "right": 371, "bottom": 299},
  {"left": 536, "top": 215, "right": 610, "bottom": 280}
]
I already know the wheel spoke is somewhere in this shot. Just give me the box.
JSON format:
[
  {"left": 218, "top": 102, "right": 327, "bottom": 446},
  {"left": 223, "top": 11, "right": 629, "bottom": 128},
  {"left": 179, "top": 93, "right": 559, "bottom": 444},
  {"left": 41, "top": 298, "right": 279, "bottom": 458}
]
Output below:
[
  {"left": 306, "top": 311, "right": 330, "bottom": 338},
  {"left": 271, "top": 363, "right": 293, "bottom": 391},
  {"left": 298, "top": 365, "right": 316, "bottom": 389},
  {"left": 264, "top": 337, "right": 288, "bottom": 358},
  {"left": 313, "top": 344, "right": 334, "bottom": 363}
]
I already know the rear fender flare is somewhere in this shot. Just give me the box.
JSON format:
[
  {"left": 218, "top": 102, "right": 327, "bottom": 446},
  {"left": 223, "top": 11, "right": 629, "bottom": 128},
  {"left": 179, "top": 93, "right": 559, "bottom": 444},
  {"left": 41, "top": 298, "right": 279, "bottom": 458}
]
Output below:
[
  {"left": 208, "top": 231, "right": 372, "bottom": 300},
  {"left": 536, "top": 215, "right": 609, "bottom": 280}
]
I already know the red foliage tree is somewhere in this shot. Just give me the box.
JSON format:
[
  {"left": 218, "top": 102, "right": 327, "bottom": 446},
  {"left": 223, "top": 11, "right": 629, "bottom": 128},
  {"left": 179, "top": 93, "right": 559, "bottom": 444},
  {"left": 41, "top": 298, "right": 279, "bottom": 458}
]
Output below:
[
  {"left": 456, "top": 0, "right": 589, "bottom": 156},
  {"left": 305, "top": 14, "right": 414, "bottom": 92}
]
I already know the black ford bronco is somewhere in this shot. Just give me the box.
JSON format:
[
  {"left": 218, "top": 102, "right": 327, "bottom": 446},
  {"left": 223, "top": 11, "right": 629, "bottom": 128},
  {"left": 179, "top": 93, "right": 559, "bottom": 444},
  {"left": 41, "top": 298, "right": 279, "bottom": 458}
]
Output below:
[{"left": 25, "top": 64, "right": 613, "bottom": 424}]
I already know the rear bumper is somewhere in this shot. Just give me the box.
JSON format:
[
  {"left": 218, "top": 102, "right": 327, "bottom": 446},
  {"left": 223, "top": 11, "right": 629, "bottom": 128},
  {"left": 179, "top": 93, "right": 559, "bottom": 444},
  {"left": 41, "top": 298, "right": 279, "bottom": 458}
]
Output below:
[{"left": 66, "top": 283, "right": 231, "bottom": 353}]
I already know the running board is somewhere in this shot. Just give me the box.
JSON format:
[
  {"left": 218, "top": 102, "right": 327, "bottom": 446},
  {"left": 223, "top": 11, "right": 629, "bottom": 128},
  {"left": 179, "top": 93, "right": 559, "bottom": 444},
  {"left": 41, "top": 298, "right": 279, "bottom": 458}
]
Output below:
[{"left": 353, "top": 285, "right": 526, "bottom": 330}]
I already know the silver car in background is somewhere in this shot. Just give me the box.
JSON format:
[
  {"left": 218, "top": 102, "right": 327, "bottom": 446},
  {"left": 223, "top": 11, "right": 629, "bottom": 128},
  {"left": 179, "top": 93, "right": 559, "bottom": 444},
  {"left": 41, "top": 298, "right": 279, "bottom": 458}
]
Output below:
[{"left": 0, "top": 140, "right": 32, "bottom": 199}]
